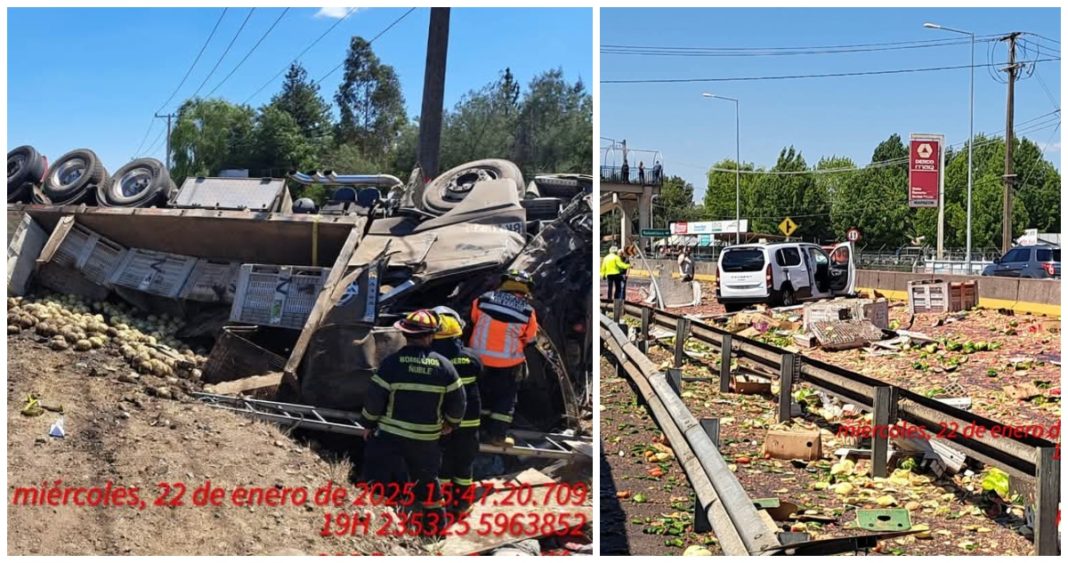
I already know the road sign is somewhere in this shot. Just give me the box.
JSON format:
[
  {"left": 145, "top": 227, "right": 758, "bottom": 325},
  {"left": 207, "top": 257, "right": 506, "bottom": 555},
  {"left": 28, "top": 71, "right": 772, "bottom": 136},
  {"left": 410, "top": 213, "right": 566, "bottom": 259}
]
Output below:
[
  {"left": 670, "top": 220, "right": 748, "bottom": 235},
  {"left": 641, "top": 229, "right": 670, "bottom": 237},
  {"left": 846, "top": 227, "right": 862, "bottom": 243},
  {"left": 779, "top": 217, "right": 798, "bottom": 237},
  {"left": 909, "top": 134, "right": 943, "bottom": 208}
]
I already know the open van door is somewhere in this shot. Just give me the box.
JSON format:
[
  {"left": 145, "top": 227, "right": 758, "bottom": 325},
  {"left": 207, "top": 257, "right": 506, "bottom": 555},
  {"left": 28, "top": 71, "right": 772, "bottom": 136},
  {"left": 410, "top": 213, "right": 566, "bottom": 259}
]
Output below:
[{"left": 829, "top": 241, "right": 856, "bottom": 295}]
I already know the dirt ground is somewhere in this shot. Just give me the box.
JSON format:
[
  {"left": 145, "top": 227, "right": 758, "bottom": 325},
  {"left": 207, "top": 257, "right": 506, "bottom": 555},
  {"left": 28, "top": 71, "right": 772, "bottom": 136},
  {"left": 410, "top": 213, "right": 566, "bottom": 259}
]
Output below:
[{"left": 6, "top": 332, "right": 438, "bottom": 556}]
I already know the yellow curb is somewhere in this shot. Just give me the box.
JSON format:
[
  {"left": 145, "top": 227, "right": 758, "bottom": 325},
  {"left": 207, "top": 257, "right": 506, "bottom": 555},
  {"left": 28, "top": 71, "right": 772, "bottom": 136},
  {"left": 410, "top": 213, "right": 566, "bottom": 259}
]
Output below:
[{"left": 857, "top": 287, "right": 1060, "bottom": 318}]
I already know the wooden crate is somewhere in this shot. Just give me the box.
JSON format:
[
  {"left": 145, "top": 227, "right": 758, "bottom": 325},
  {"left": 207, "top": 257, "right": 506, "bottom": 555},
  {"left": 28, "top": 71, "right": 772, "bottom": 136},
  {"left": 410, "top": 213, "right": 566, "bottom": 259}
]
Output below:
[
  {"left": 908, "top": 279, "right": 978, "bottom": 314},
  {"left": 201, "top": 326, "right": 286, "bottom": 384}
]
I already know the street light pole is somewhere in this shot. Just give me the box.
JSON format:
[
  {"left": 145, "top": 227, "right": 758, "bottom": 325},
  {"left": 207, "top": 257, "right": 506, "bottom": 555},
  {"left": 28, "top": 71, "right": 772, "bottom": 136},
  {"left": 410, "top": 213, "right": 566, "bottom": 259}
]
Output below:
[
  {"left": 703, "top": 93, "right": 741, "bottom": 244},
  {"left": 925, "top": 23, "right": 974, "bottom": 272}
]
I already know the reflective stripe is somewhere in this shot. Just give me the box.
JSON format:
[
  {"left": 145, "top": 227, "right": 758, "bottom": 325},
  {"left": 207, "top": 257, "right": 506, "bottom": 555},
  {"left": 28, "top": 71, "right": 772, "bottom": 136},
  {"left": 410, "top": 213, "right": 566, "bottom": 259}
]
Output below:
[
  {"left": 361, "top": 408, "right": 380, "bottom": 421},
  {"left": 478, "top": 302, "right": 531, "bottom": 323},
  {"left": 391, "top": 382, "right": 447, "bottom": 394},
  {"left": 489, "top": 412, "right": 513, "bottom": 423},
  {"left": 459, "top": 418, "right": 480, "bottom": 428},
  {"left": 381, "top": 416, "right": 441, "bottom": 432},
  {"left": 452, "top": 477, "right": 473, "bottom": 486},
  {"left": 445, "top": 378, "right": 462, "bottom": 392},
  {"left": 480, "top": 409, "right": 492, "bottom": 415},
  {"left": 378, "top": 424, "right": 439, "bottom": 441},
  {"left": 371, "top": 374, "right": 391, "bottom": 390},
  {"left": 459, "top": 376, "right": 478, "bottom": 385},
  {"left": 445, "top": 414, "right": 462, "bottom": 425}
]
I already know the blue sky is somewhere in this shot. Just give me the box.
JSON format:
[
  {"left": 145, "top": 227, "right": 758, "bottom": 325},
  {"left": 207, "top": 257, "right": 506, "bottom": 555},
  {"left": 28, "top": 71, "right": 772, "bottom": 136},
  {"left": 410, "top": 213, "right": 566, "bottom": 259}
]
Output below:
[
  {"left": 8, "top": 7, "right": 592, "bottom": 172},
  {"left": 601, "top": 8, "right": 1061, "bottom": 199}
]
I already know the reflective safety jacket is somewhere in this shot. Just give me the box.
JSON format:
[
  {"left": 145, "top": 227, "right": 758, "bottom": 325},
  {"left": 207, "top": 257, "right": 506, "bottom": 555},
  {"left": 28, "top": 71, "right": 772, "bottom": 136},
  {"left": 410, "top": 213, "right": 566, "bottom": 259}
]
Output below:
[
  {"left": 431, "top": 338, "right": 483, "bottom": 428},
  {"left": 469, "top": 290, "right": 538, "bottom": 368},
  {"left": 361, "top": 345, "right": 466, "bottom": 441},
  {"left": 600, "top": 252, "right": 630, "bottom": 278}
]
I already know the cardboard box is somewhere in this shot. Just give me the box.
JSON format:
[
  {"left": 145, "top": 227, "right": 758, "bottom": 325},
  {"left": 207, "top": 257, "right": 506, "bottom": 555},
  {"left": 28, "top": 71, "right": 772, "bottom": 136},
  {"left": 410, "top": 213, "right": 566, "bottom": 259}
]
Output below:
[{"left": 764, "top": 428, "right": 822, "bottom": 461}]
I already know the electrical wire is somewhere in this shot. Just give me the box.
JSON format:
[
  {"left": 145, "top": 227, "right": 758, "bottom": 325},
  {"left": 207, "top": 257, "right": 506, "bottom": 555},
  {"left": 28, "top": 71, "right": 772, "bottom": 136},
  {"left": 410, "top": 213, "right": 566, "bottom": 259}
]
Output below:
[
  {"left": 205, "top": 8, "right": 289, "bottom": 98},
  {"left": 603, "top": 37, "right": 1000, "bottom": 57},
  {"left": 188, "top": 8, "right": 256, "bottom": 99},
  {"left": 601, "top": 58, "right": 1059, "bottom": 84},
  {"left": 314, "top": 8, "right": 417, "bottom": 86},
  {"left": 241, "top": 7, "right": 359, "bottom": 105}
]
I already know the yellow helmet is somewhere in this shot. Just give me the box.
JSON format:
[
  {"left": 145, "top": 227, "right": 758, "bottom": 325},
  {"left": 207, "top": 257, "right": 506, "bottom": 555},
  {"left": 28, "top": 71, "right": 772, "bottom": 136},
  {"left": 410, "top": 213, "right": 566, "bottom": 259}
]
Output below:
[
  {"left": 434, "top": 314, "right": 464, "bottom": 340},
  {"left": 394, "top": 309, "right": 440, "bottom": 335}
]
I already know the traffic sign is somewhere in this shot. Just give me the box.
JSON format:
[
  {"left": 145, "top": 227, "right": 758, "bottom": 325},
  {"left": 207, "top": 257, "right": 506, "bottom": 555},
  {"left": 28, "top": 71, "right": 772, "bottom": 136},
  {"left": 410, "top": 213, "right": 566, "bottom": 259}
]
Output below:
[
  {"left": 641, "top": 229, "right": 670, "bottom": 237},
  {"left": 846, "top": 227, "right": 862, "bottom": 243},
  {"left": 778, "top": 217, "right": 798, "bottom": 237}
]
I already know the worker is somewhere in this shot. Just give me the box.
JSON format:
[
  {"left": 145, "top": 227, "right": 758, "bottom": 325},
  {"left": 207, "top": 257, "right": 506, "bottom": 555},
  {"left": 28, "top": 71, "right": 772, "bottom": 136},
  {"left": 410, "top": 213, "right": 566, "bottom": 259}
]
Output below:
[
  {"left": 431, "top": 306, "right": 483, "bottom": 516},
  {"left": 601, "top": 245, "right": 630, "bottom": 301},
  {"left": 469, "top": 270, "right": 538, "bottom": 447},
  {"left": 361, "top": 309, "right": 465, "bottom": 533},
  {"left": 678, "top": 246, "right": 694, "bottom": 282}
]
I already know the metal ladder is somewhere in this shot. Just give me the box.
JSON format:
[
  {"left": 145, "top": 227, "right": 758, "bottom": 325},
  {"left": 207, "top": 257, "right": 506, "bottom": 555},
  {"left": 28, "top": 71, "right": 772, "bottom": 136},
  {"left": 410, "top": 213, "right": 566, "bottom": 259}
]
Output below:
[{"left": 192, "top": 392, "right": 590, "bottom": 461}]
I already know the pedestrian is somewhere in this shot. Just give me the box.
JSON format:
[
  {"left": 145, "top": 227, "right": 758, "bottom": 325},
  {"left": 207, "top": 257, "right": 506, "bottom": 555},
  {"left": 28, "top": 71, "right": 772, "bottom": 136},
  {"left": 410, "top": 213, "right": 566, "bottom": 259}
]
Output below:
[
  {"left": 678, "top": 246, "right": 695, "bottom": 282},
  {"left": 621, "top": 160, "right": 629, "bottom": 184},
  {"left": 468, "top": 270, "right": 538, "bottom": 447},
  {"left": 431, "top": 306, "right": 483, "bottom": 517},
  {"left": 600, "top": 245, "right": 630, "bottom": 301},
  {"left": 361, "top": 309, "right": 465, "bottom": 534},
  {"left": 653, "top": 160, "right": 662, "bottom": 183},
  {"left": 638, "top": 161, "right": 645, "bottom": 184}
]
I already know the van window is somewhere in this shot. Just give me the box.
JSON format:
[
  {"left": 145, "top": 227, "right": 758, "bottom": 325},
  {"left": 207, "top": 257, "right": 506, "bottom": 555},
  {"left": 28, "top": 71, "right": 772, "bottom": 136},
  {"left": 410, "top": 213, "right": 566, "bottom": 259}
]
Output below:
[
  {"left": 721, "top": 249, "right": 766, "bottom": 272},
  {"left": 775, "top": 247, "right": 801, "bottom": 267},
  {"left": 1002, "top": 248, "right": 1030, "bottom": 263},
  {"left": 1036, "top": 248, "right": 1054, "bottom": 262}
]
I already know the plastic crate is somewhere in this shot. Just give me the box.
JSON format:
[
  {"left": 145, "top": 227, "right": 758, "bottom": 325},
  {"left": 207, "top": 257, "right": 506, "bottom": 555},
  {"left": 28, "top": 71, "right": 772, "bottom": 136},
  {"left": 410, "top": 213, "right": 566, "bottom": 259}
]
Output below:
[
  {"left": 908, "top": 279, "right": 978, "bottom": 314},
  {"left": 35, "top": 218, "right": 128, "bottom": 300},
  {"left": 110, "top": 249, "right": 197, "bottom": 298},
  {"left": 230, "top": 264, "right": 330, "bottom": 330},
  {"left": 179, "top": 259, "right": 241, "bottom": 303},
  {"left": 201, "top": 326, "right": 286, "bottom": 384},
  {"left": 7, "top": 214, "right": 47, "bottom": 296}
]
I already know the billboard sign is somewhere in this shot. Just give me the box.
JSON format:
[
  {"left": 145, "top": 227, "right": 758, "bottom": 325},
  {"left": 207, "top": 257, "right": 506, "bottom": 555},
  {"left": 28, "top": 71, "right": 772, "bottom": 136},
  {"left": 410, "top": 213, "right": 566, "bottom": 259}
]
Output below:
[
  {"left": 670, "top": 220, "right": 748, "bottom": 235},
  {"left": 908, "top": 134, "right": 943, "bottom": 208}
]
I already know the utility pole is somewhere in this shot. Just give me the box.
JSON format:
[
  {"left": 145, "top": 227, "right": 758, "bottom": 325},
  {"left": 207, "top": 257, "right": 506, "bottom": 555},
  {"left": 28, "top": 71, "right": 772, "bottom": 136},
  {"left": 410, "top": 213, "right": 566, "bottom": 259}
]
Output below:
[
  {"left": 417, "top": 8, "right": 450, "bottom": 180},
  {"left": 154, "top": 112, "right": 176, "bottom": 170},
  {"left": 1000, "top": 32, "right": 1021, "bottom": 253}
]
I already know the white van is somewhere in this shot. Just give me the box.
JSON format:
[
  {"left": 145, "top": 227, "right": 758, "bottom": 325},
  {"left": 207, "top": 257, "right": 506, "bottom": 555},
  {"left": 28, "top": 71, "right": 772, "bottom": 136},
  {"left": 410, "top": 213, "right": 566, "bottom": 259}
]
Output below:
[{"left": 715, "top": 242, "right": 856, "bottom": 312}]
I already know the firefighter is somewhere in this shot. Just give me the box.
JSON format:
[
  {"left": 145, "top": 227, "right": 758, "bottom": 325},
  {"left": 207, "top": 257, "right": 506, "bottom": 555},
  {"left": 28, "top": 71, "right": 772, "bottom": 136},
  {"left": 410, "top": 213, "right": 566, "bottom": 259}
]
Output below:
[
  {"left": 469, "top": 270, "right": 538, "bottom": 447},
  {"left": 431, "top": 306, "right": 483, "bottom": 515},
  {"left": 360, "top": 309, "right": 465, "bottom": 532},
  {"left": 601, "top": 245, "right": 630, "bottom": 301}
]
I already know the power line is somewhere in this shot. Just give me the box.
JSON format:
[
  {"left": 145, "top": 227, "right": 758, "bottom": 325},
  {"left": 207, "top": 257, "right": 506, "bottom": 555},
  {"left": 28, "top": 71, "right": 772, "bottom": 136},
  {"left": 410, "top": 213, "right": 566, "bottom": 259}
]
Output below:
[
  {"left": 603, "top": 37, "right": 1000, "bottom": 57},
  {"left": 314, "top": 8, "right": 418, "bottom": 87},
  {"left": 141, "top": 125, "right": 167, "bottom": 157},
  {"left": 241, "top": 7, "right": 359, "bottom": 105},
  {"left": 188, "top": 8, "right": 256, "bottom": 100},
  {"left": 1024, "top": 32, "right": 1060, "bottom": 45},
  {"left": 602, "top": 58, "right": 1060, "bottom": 84},
  {"left": 156, "top": 8, "right": 229, "bottom": 112},
  {"left": 205, "top": 8, "right": 289, "bottom": 98},
  {"left": 130, "top": 121, "right": 158, "bottom": 161},
  {"left": 604, "top": 35, "right": 1001, "bottom": 52}
]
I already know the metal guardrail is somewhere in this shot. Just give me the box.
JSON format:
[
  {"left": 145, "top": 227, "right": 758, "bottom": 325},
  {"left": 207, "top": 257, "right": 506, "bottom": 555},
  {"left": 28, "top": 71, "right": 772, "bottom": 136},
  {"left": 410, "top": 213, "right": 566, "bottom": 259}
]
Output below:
[
  {"left": 599, "top": 165, "right": 663, "bottom": 186},
  {"left": 601, "top": 300, "right": 1060, "bottom": 555}
]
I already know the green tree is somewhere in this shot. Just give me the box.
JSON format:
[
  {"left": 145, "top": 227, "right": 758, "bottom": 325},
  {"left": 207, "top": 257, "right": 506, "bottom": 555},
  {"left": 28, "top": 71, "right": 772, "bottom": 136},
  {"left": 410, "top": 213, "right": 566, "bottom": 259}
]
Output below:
[
  {"left": 170, "top": 98, "right": 256, "bottom": 184},
  {"left": 829, "top": 135, "right": 912, "bottom": 249},
  {"left": 251, "top": 105, "right": 317, "bottom": 178},
  {"left": 746, "top": 147, "right": 829, "bottom": 241},
  {"left": 653, "top": 175, "right": 697, "bottom": 227},
  {"left": 269, "top": 63, "right": 333, "bottom": 147},
  {"left": 334, "top": 36, "right": 406, "bottom": 159},
  {"left": 513, "top": 69, "right": 592, "bottom": 177},
  {"left": 439, "top": 68, "right": 522, "bottom": 171},
  {"left": 703, "top": 159, "right": 756, "bottom": 224}
]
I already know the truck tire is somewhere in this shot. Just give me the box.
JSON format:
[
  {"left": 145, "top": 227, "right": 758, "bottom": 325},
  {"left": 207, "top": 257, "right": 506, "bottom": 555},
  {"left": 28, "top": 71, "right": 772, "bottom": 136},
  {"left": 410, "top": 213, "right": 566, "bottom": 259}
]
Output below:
[
  {"left": 533, "top": 174, "right": 592, "bottom": 199},
  {"left": 422, "top": 159, "right": 524, "bottom": 215},
  {"left": 97, "top": 158, "right": 175, "bottom": 208},
  {"left": 8, "top": 145, "right": 48, "bottom": 203},
  {"left": 42, "top": 148, "right": 107, "bottom": 205}
]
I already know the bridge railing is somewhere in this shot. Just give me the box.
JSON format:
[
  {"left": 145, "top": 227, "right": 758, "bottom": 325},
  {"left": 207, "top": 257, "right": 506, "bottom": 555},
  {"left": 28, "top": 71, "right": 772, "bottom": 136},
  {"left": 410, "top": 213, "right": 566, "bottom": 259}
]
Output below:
[{"left": 600, "top": 164, "right": 663, "bottom": 186}]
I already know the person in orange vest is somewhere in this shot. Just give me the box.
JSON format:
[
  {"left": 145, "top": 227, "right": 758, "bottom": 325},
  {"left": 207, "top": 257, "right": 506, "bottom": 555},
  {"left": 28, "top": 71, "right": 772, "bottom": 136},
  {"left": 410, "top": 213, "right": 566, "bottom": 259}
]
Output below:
[{"left": 468, "top": 269, "right": 538, "bottom": 446}]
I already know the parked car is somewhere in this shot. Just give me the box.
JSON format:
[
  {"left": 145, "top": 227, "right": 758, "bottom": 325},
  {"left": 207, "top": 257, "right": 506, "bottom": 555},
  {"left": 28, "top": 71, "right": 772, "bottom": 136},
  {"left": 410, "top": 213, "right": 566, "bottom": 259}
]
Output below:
[
  {"left": 981, "top": 245, "right": 1060, "bottom": 279},
  {"left": 716, "top": 241, "right": 856, "bottom": 312}
]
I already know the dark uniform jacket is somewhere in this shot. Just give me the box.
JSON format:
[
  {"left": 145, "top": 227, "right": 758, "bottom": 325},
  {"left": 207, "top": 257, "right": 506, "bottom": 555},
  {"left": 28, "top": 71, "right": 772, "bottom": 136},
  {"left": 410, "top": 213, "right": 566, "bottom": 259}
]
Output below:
[
  {"left": 432, "top": 338, "right": 483, "bottom": 428},
  {"left": 361, "top": 345, "right": 466, "bottom": 441}
]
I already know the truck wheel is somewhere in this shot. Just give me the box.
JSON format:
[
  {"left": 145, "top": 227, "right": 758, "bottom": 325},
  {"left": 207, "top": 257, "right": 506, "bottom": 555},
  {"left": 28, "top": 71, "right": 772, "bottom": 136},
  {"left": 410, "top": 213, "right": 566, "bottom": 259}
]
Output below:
[
  {"left": 422, "top": 159, "right": 524, "bottom": 215},
  {"left": 42, "top": 149, "right": 107, "bottom": 205},
  {"left": 8, "top": 145, "right": 48, "bottom": 203},
  {"left": 97, "top": 158, "right": 175, "bottom": 208}
]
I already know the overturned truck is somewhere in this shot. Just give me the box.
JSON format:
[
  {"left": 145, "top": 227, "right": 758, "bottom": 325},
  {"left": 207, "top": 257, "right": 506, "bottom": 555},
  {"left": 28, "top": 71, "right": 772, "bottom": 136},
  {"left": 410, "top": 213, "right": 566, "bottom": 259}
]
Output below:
[{"left": 8, "top": 151, "right": 592, "bottom": 435}]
